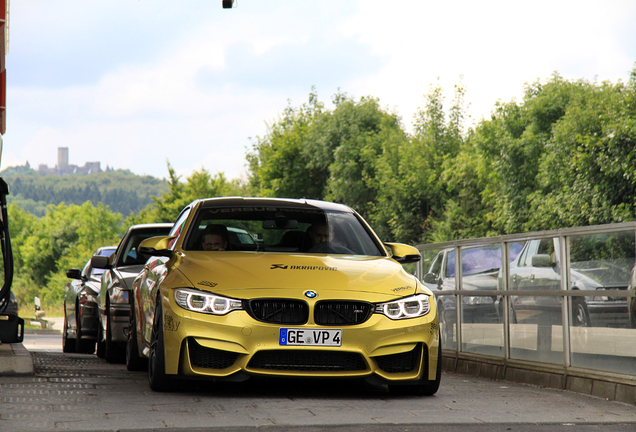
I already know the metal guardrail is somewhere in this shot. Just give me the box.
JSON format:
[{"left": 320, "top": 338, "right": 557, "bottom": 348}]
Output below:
[{"left": 416, "top": 222, "right": 636, "bottom": 404}]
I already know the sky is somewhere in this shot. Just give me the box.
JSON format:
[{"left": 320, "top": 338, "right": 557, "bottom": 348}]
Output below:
[{"left": 2, "top": 0, "right": 636, "bottom": 181}]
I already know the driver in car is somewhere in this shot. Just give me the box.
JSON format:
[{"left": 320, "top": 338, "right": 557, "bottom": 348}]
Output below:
[
  {"left": 307, "top": 222, "right": 333, "bottom": 247},
  {"left": 201, "top": 224, "right": 229, "bottom": 251}
]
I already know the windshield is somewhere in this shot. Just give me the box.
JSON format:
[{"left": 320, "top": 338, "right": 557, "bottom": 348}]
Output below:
[{"left": 183, "top": 205, "right": 384, "bottom": 256}]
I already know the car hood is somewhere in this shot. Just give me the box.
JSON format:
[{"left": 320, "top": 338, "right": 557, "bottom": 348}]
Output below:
[{"left": 172, "top": 252, "right": 424, "bottom": 302}]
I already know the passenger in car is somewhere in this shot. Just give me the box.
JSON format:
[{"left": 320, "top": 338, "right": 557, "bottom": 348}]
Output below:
[
  {"left": 306, "top": 222, "right": 333, "bottom": 247},
  {"left": 201, "top": 224, "right": 229, "bottom": 251}
]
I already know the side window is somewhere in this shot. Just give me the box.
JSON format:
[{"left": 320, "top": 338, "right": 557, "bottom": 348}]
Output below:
[
  {"left": 446, "top": 251, "right": 456, "bottom": 278},
  {"left": 428, "top": 252, "right": 443, "bottom": 278},
  {"left": 168, "top": 207, "right": 191, "bottom": 250},
  {"left": 537, "top": 238, "right": 555, "bottom": 256},
  {"left": 518, "top": 243, "right": 533, "bottom": 267},
  {"left": 537, "top": 238, "right": 557, "bottom": 264},
  {"left": 81, "top": 260, "right": 91, "bottom": 278}
]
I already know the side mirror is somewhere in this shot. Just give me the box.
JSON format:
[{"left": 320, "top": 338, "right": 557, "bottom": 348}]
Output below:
[
  {"left": 66, "top": 268, "right": 83, "bottom": 280},
  {"left": 138, "top": 235, "right": 175, "bottom": 258},
  {"left": 423, "top": 272, "right": 439, "bottom": 285},
  {"left": 91, "top": 255, "right": 111, "bottom": 269},
  {"left": 384, "top": 242, "right": 421, "bottom": 264},
  {"left": 531, "top": 254, "right": 552, "bottom": 268}
]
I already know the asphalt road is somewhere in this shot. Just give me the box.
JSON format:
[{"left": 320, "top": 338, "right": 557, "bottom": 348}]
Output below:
[{"left": 1, "top": 334, "right": 636, "bottom": 432}]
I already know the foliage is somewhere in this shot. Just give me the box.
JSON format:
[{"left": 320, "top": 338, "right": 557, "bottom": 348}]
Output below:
[
  {"left": 143, "top": 162, "right": 248, "bottom": 224},
  {"left": 0, "top": 168, "right": 168, "bottom": 217},
  {"left": 10, "top": 202, "right": 124, "bottom": 310},
  {"left": 246, "top": 89, "right": 326, "bottom": 199}
]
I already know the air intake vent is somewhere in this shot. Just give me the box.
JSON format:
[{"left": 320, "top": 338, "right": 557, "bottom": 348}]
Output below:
[
  {"left": 374, "top": 345, "right": 422, "bottom": 373},
  {"left": 188, "top": 338, "right": 240, "bottom": 370},
  {"left": 248, "top": 350, "right": 367, "bottom": 372}
]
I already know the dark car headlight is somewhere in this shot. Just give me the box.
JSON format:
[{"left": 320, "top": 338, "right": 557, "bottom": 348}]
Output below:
[
  {"left": 375, "top": 294, "right": 431, "bottom": 320},
  {"left": 174, "top": 288, "right": 243, "bottom": 315}
]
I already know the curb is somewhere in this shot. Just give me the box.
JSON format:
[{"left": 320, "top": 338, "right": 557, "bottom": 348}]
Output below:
[
  {"left": 24, "top": 329, "right": 61, "bottom": 335},
  {"left": 0, "top": 343, "right": 34, "bottom": 376}
]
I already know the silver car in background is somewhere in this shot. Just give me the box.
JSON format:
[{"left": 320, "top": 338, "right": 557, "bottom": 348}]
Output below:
[
  {"left": 63, "top": 246, "right": 117, "bottom": 353},
  {"left": 92, "top": 223, "right": 173, "bottom": 363}
]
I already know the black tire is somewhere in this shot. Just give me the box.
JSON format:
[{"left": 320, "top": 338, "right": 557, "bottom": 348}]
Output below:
[
  {"left": 572, "top": 298, "right": 590, "bottom": 327},
  {"left": 126, "top": 298, "right": 148, "bottom": 371},
  {"left": 148, "top": 300, "right": 175, "bottom": 391},
  {"left": 96, "top": 320, "right": 105, "bottom": 358},
  {"left": 75, "top": 306, "right": 96, "bottom": 354},
  {"left": 389, "top": 338, "right": 442, "bottom": 396},
  {"left": 62, "top": 312, "right": 76, "bottom": 353},
  {"left": 104, "top": 303, "right": 125, "bottom": 363}
]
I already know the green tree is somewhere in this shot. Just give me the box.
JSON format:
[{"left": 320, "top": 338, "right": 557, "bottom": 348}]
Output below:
[
  {"left": 526, "top": 72, "right": 636, "bottom": 229},
  {"left": 10, "top": 202, "right": 124, "bottom": 310},
  {"left": 247, "top": 90, "right": 325, "bottom": 198},
  {"left": 134, "top": 162, "right": 247, "bottom": 224},
  {"left": 372, "top": 83, "right": 466, "bottom": 244}
]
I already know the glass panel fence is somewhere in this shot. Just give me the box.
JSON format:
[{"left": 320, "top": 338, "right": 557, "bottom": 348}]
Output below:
[
  {"left": 567, "top": 230, "right": 636, "bottom": 375},
  {"left": 507, "top": 236, "right": 565, "bottom": 365},
  {"left": 458, "top": 244, "right": 504, "bottom": 356},
  {"left": 419, "top": 225, "right": 636, "bottom": 378}
]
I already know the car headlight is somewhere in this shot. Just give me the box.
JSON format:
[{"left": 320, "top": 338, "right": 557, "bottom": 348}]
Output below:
[
  {"left": 79, "top": 292, "right": 98, "bottom": 305},
  {"left": 112, "top": 289, "right": 130, "bottom": 304},
  {"left": 174, "top": 288, "right": 243, "bottom": 315},
  {"left": 375, "top": 294, "right": 431, "bottom": 320}
]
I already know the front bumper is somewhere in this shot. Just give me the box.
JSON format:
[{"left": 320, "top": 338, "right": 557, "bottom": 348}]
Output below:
[
  {"left": 586, "top": 300, "right": 629, "bottom": 328},
  {"left": 78, "top": 304, "right": 100, "bottom": 339},
  {"left": 161, "top": 293, "right": 440, "bottom": 384},
  {"left": 109, "top": 303, "right": 130, "bottom": 343}
]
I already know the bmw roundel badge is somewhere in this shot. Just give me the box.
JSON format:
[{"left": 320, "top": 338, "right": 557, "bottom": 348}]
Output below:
[{"left": 304, "top": 290, "right": 318, "bottom": 299}]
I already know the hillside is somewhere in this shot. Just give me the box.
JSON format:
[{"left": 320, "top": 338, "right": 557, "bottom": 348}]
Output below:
[{"left": 0, "top": 166, "right": 168, "bottom": 217}]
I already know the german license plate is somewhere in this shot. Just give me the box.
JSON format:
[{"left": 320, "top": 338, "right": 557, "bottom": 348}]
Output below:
[{"left": 279, "top": 328, "right": 342, "bottom": 346}]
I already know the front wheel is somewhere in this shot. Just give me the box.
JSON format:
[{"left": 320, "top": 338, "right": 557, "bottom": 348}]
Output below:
[
  {"left": 62, "top": 312, "right": 76, "bottom": 353},
  {"left": 572, "top": 298, "right": 591, "bottom": 327},
  {"left": 96, "top": 320, "right": 105, "bottom": 358},
  {"left": 104, "top": 304, "right": 125, "bottom": 363},
  {"left": 75, "top": 307, "right": 96, "bottom": 354},
  {"left": 148, "top": 301, "right": 175, "bottom": 391},
  {"left": 126, "top": 298, "right": 147, "bottom": 371}
]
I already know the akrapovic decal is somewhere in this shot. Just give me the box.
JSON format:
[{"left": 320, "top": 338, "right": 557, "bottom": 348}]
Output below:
[{"left": 270, "top": 264, "right": 337, "bottom": 271}]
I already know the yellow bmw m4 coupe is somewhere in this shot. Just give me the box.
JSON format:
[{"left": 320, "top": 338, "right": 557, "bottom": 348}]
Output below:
[{"left": 128, "top": 197, "right": 440, "bottom": 395}]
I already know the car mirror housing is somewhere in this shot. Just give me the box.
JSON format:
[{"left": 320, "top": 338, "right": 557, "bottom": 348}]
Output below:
[
  {"left": 138, "top": 235, "right": 175, "bottom": 258},
  {"left": 91, "top": 255, "right": 111, "bottom": 270},
  {"left": 531, "top": 254, "right": 552, "bottom": 268},
  {"left": 384, "top": 242, "right": 421, "bottom": 264},
  {"left": 66, "top": 268, "right": 82, "bottom": 280},
  {"left": 423, "top": 272, "right": 439, "bottom": 285}
]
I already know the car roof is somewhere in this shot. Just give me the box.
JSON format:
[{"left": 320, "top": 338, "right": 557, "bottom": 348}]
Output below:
[
  {"left": 194, "top": 197, "right": 354, "bottom": 213},
  {"left": 127, "top": 222, "right": 174, "bottom": 231}
]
